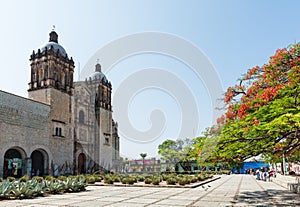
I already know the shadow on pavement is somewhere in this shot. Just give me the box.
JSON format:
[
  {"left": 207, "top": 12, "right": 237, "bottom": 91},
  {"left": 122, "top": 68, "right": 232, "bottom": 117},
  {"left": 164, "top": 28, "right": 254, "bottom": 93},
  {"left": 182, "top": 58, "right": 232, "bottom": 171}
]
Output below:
[{"left": 235, "top": 189, "right": 300, "bottom": 206}]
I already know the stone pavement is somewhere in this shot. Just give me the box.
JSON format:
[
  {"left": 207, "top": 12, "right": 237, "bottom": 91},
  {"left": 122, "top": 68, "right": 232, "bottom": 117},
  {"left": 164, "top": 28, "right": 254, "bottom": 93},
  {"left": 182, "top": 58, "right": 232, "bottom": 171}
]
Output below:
[{"left": 0, "top": 174, "right": 299, "bottom": 207}]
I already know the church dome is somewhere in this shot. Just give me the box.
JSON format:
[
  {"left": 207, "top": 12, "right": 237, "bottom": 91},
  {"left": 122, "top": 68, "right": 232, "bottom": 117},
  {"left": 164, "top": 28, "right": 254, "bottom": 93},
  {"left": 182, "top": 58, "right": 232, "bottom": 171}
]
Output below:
[
  {"left": 40, "top": 41, "right": 67, "bottom": 56},
  {"left": 88, "top": 63, "right": 108, "bottom": 82},
  {"left": 89, "top": 71, "right": 108, "bottom": 82},
  {"left": 39, "top": 31, "right": 67, "bottom": 56}
]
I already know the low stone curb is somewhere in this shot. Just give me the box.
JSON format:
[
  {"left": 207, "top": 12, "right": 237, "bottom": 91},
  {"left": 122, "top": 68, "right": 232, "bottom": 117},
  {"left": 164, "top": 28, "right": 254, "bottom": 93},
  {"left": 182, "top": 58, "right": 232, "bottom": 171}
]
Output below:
[
  {"left": 270, "top": 174, "right": 300, "bottom": 194},
  {"left": 88, "top": 176, "right": 221, "bottom": 188}
]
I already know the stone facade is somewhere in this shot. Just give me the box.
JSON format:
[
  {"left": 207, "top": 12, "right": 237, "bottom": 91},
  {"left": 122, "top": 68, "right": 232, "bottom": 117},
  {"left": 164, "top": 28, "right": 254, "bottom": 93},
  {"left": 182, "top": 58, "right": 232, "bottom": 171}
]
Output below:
[
  {"left": 0, "top": 90, "right": 51, "bottom": 177},
  {"left": 0, "top": 31, "right": 120, "bottom": 178},
  {"left": 73, "top": 63, "right": 120, "bottom": 173}
]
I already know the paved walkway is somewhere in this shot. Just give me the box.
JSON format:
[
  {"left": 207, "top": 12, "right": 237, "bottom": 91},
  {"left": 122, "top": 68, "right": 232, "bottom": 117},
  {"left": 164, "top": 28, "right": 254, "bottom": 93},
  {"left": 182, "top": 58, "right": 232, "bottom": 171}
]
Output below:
[{"left": 0, "top": 174, "right": 299, "bottom": 207}]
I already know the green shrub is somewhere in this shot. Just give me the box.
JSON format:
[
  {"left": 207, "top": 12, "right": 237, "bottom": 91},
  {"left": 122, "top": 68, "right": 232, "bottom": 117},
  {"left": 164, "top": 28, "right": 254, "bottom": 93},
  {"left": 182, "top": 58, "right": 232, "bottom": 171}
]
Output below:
[
  {"left": 121, "top": 177, "right": 128, "bottom": 184},
  {"left": 104, "top": 178, "right": 114, "bottom": 184},
  {"left": 144, "top": 178, "right": 152, "bottom": 184},
  {"left": 137, "top": 175, "right": 145, "bottom": 182},
  {"left": 86, "top": 176, "right": 96, "bottom": 184},
  {"left": 191, "top": 177, "right": 198, "bottom": 183},
  {"left": 162, "top": 174, "right": 168, "bottom": 181},
  {"left": 178, "top": 178, "right": 186, "bottom": 186},
  {"left": 94, "top": 175, "right": 103, "bottom": 182},
  {"left": 129, "top": 176, "right": 137, "bottom": 183},
  {"left": 166, "top": 177, "right": 177, "bottom": 185},
  {"left": 185, "top": 177, "right": 191, "bottom": 184},
  {"left": 197, "top": 175, "right": 205, "bottom": 181},
  {"left": 127, "top": 177, "right": 135, "bottom": 185},
  {"left": 151, "top": 177, "right": 160, "bottom": 185},
  {"left": 112, "top": 176, "right": 121, "bottom": 182},
  {"left": 144, "top": 175, "right": 152, "bottom": 179},
  {"left": 104, "top": 174, "right": 112, "bottom": 180}
]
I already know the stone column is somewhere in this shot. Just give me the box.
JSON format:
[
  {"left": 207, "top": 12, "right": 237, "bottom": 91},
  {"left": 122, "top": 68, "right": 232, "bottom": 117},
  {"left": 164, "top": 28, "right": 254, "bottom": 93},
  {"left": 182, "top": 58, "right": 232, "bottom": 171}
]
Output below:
[
  {"left": 25, "top": 158, "right": 32, "bottom": 177},
  {"left": 0, "top": 158, "right": 3, "bottom": 178}
]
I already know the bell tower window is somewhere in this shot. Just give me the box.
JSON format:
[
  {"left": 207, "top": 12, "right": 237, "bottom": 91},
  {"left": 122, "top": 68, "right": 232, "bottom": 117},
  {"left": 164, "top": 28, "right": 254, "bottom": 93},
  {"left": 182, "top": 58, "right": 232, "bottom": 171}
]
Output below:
[{"left": 79, "top": 110, "right": 84, "bottom": 124}]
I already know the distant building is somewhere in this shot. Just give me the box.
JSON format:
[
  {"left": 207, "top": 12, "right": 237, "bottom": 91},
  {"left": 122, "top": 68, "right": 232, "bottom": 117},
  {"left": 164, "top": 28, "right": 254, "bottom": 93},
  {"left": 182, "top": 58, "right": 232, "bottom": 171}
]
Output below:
[
  {"left": 0, "top": 31, "right": 120, "bottom": 178},
  {"left": 127, "top": 158, "right": 163, "bottom": 173}
]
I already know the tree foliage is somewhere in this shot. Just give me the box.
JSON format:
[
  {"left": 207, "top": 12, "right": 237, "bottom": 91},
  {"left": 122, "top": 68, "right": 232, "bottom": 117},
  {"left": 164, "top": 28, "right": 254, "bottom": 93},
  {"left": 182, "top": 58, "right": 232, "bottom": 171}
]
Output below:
[
  {"left": 158, "top": 138, "right": 193, "bottom": 165},
  {"left": 217, "top": 43, "right": 300, "bottom": 163}
]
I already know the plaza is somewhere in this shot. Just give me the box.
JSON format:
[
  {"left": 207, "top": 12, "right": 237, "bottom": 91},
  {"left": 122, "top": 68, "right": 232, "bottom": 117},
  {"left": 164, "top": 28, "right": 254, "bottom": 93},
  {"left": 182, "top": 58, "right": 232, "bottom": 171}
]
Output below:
[{"left": 0, "top": 174, "right": 299, "bottom": 207}]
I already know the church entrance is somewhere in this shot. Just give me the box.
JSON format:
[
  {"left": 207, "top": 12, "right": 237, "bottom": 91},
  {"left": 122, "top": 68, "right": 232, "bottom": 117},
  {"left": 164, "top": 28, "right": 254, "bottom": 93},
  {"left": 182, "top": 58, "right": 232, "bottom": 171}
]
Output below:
[
  {"left": 3, "top": 148, "right": 26, "bottom": 178},
  {"left": 78, "top": 153, "right": 86, "bottom": 174},
  {"left": 31, "top": 149, "right": 48, "bottom": 176}
]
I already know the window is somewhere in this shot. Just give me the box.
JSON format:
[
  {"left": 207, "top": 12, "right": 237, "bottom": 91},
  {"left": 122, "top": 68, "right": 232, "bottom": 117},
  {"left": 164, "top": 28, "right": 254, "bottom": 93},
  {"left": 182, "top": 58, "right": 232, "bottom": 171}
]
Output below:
[
  {"left": 55, "top": 127, "right": 63, "bottom": 137},
  {"left": 79, "top": 110, "right": 84, "bottom": 124},
  {"left": 105, "top": 137, "right": 109, "bottom": 145},
  {"left": 52, "top": 119, "right": 65, "bottom": 138}
]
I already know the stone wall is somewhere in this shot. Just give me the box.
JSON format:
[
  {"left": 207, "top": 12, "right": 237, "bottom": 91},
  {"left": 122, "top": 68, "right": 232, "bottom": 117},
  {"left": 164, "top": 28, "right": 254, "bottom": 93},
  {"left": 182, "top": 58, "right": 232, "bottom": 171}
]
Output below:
[
  {"left": 99, "top": 107, "right": 113, "bottom": 169},
  {"left": 48, "top": 88, "right": 74, "bottom": 172},
  {"left": 73, "top": 83, "right": 97, "bottom": 172},
  {"left": 0, "top": 90, "right": 51, "bottom": 177},
  {"left": 271, "top": 173, "right": 300, "bottom": 194},
  {"left": 29, "top": 87, "right": 74, "bottom": 169}
]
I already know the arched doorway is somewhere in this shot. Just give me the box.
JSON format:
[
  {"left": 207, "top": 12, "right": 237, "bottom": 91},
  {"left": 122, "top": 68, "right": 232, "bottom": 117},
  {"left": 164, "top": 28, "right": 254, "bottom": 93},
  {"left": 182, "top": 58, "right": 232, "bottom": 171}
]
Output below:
[
  {"left": 78, "top": 153, "right": 86, "bottom": 174},
  {"left": 3, "top": 148, "right": 26, "bottom": 178},
  {"left": 31, "top": 149, "right": 48, "bottom": 176}
]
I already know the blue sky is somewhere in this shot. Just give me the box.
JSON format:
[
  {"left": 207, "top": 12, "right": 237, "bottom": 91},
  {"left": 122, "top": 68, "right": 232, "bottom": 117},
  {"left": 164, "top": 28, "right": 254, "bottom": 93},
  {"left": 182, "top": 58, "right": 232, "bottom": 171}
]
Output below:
[{"left": 1, "top": 0, "right": 300, "bottom": 159}]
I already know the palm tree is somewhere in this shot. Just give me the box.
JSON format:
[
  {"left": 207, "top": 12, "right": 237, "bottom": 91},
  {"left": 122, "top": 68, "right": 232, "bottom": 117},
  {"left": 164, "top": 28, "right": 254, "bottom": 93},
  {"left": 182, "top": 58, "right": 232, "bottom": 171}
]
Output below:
[{"left": 140, "top": 153, "right": 147, "bottom": 172}]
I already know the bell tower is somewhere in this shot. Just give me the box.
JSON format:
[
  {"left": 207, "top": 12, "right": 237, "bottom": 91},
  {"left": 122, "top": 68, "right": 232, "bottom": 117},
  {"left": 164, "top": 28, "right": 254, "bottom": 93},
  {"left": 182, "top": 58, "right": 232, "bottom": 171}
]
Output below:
[
  {"left": 28, "top": 31, "right": 74, "bottom": 100},
  {"left": 27, "top": 31, "right": 75, "bottom": 173}
]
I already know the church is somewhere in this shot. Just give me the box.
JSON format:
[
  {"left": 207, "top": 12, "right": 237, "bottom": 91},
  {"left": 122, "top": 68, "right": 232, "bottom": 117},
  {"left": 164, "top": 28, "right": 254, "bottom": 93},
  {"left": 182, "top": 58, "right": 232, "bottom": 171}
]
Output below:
[{"left": 0, "top": 31, "right": 120, "bottom": 178}]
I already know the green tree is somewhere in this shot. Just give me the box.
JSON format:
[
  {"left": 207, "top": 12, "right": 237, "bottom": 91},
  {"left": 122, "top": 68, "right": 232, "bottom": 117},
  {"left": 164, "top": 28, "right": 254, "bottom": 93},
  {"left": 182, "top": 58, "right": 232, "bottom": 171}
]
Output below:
[
  {"left": 217, "top": 43, "right": 300, "bottom": 163},
  {"left": 140, "top": 153, "right": 147, "bottom": 172},
  {"left": 158, "top": 138, "right": 193, "bottom": 171}
]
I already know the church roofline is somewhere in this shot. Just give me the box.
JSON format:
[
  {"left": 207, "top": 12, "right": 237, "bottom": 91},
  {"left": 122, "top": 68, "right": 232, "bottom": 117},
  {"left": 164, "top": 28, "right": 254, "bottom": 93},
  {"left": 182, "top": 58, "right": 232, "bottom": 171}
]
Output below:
[{"left": 0, "top": 89, "right": 50, "bottom": 107}]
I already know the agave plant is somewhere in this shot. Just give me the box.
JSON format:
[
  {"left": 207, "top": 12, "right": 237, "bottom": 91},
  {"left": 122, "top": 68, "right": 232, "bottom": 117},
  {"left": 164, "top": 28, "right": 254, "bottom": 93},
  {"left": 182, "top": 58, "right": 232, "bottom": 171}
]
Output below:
[
  {"left": 57, "top": 176, "right": 68, "bottom": 181},
  {"left": 32, "top": 176, "right": 43, "bottom": 183},
  {"left": 6, "top": 177, "right": 16, "bottom": 182},
  {"left": 62, "top": 178, "right": 86, "bottom": 193},
  {"left": 40, "top": 180, "right": 50, "bottom": 194},
  {"left": 11, "top": 182, "right": 35, "bottom": 199},
  {"left": 31, "top": 182, "right": 44, "bottom": 197},
  {"left": 48, "top": 181, "right": 65, "bottom": 194},
  {"left": 19, "top": 174, "right": 30, "bottom": 183},
  {"left": 0, "top": 181, "right": 13, "bottom": 199}
]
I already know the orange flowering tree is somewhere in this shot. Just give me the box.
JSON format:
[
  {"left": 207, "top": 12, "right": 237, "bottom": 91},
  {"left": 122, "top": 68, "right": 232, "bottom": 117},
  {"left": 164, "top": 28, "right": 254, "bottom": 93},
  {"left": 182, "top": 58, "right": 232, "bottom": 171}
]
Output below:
[{"left": 217, "top": 43, "right": 300, "bottom": 163}]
